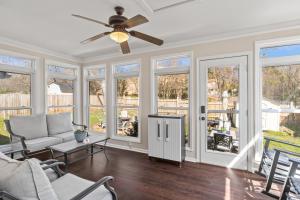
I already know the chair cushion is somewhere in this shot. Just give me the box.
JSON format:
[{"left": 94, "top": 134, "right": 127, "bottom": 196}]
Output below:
[
  {"left": 53, "top": 131, "right": 75, "bottom": 142},
  {"left": 46, "top": 113, "right": 74, "bottom": 136},
  {"left": 25, "top": 137, "right": 62, "bottom": 152},
  {"left": 10, "top": 114, "right": 48, "bottom": 140},
  {"left": 51, "top": 173, "right": 112, "bottom": 200},
  {"left": 0, "top": 153, "right": 59, "bottom": 200}
]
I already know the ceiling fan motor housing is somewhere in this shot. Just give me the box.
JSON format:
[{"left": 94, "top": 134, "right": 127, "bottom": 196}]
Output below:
[
  {"left": 109, "top": 15, "right": 127, "bottom": 26},
  {"left": 109, "top": 6, "right": 127, "bottom": 26}
]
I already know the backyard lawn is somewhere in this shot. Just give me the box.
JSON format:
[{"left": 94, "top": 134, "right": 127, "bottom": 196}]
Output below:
[
  {"left": 0, "top": 116, "right": 10, "bottom": 145},
  {"left": 264, "top": 130, "right": 300, "bottom": 154}
]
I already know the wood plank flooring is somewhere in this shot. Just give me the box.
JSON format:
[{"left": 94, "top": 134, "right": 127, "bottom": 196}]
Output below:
[{"left": 37, "top": 147, "right": 281, "bottom": 200}]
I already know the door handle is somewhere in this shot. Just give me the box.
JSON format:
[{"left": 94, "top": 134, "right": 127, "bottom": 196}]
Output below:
[
  {"left": 157, "top": 122, "right": 160, "bottom": 138},
  {"left": 165, "top": 123, "right": 169, "bottom": 141}
]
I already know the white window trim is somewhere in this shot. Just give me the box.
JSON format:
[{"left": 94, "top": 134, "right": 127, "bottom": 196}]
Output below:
[
  {"left": 45, "top": 60, "right": 81, "bottom": 123},
  {"left": 254, "top": 35, "right": 300, "bottom": 163},
  {"left": 83, "top": 65, "right": 107, "bottom": 136},
  {"left": 111, "top": 60, "right": 142, "bottom": 143},
  {"left": 150, "top": 51, "right": 194, "bottom": 151},
  {"left": 0, "top": 52, "right": 36, "bottom": 115}
]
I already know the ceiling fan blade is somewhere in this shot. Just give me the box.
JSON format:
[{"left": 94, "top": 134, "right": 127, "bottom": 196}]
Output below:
[
  {"left": 121, "top": 15, "right": 148, "bottom": 28},
  {"left": 72, "top": 14, "right": 111, "bottom": 27},
  {"left": 80, "top": 32, "right": 110, "bottom": 44},
  {"left": 120, "top": 41, "right": 130, "bottom": 54},
  {"left": 129, "top": 31, "right": 163, "bottom": 46}
]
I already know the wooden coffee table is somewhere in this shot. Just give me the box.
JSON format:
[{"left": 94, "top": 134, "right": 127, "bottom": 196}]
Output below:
[{"left": 48, "top": 135, "right": 109, "bottom": 170}]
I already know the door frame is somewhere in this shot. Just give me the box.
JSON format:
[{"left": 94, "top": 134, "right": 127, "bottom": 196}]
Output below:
[{"left": 196, "top": 52, "right": 254, "bottom": 171}]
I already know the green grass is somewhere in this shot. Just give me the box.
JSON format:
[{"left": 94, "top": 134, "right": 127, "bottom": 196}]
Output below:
[
  {"left": 264, "top": 130, "right": 300, "bottom": 154},
  {"left": 0, "top": 116, "right": 10, "bottom": 145}
]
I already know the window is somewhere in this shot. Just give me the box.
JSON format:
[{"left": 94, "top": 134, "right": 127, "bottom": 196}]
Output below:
[
  {"left": 153, "top": 54, "right": 191, "bottom": 146},
  {"left": 46, "top": 62, "right": 78, "bottom": 118},
  {"left": 0, "top": 54, "right": 33, "bottom": 145},
  {"left": 113, "top": 62, "right": 140, "bottom": 141},
  {"left": 260, "top": 44, "right": 300, "bottom": 153},
  {"left": 84, "top": 66, "right": 106, "bottom": 133}
]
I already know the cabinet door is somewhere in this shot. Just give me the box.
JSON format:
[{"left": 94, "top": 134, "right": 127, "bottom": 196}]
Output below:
[
  {"left": 148, "top": 117, "right": 164, "bottom": 158},
  {"left": 163, "top": 118, "right": 182, "bottom": 161}
]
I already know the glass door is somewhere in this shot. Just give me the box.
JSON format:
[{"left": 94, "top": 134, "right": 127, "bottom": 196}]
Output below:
[{"left": 199, "top": 56, "right": 248, "bottom": 169}]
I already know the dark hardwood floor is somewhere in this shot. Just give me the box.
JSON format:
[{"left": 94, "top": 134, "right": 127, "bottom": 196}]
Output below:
[{"left": 36, "top": 147, "right": 280, "bottom": 200}]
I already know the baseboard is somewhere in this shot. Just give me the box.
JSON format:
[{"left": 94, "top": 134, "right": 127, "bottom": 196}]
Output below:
[
  {"left": 106, "top": 142, "right": 148, "bottom": 154},
  {"left": 185, "top": 157, "right": 199, "bottom": 163},
  {"left": 106, "top": 142, "right": 199, "bottom": 163}
]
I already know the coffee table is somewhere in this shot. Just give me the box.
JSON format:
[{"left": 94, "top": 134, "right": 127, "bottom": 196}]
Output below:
[{"left": 47, "top": 135, "right": 109, "bottom": 170}]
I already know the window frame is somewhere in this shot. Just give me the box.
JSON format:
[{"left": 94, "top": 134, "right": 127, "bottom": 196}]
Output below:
[
  {"left": 83, "top": 65, "right": 107, "bottom": 135},
  {"left": 111, "top": 60, "right": 142, "bottom": 143},
  {"left": 255, "top": 36, "right": 300, "bottom": 163},
  {"left": 151, "top": 52, "right": 193, "bottom": 150},
  {"left": 45, "top": 60, "right": 80, "bottom": 123},
  {"left": 0, "top": 52, "right": 35, "bottom": 141}
]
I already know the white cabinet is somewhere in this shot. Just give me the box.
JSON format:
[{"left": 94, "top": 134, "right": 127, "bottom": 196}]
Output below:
[{"left": 148, "top": 115, "right": 185, "bottom": 163}]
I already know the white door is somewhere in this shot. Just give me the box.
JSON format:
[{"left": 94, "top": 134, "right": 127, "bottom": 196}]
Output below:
[
  {"left": 163, "top": 118, "right": 181, "bottom": 162},
  {"left": 199, "top": 55, "right": 248, "bottom": 170},
  {"left": 148, "top": 117, "right": 164, "bottom": 158}
]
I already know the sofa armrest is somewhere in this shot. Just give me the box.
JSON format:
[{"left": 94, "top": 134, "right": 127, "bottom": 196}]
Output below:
[
  {"left": 70, "top": 176, "right": 117, "bottom": 200},
  {"left": 0, "top": 191, "right": 20, "bottom": 200},
  {"left": 4, "top": 120, "right": 28, "bottom": 151},
  {"left": 39, "top": 159, "right": 60, "bottom": 165}
]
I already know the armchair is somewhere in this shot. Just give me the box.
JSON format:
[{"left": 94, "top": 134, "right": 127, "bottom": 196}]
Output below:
[
  {"left": 257, "top": 137, "right": 300, "bottom": 196},
  {"left": 0, "top": 152, "right": 118, "bottom": 200}
]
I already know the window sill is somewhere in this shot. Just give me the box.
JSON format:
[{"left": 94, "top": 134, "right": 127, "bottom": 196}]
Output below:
[{"left": 111, "top": 135, "right": 141, "bottom": 143}]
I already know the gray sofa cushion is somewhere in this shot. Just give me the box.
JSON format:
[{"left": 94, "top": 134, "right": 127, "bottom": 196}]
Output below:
[
  {"left": 25, "top": 137, "right": 62, "bottom": 152},
  {"left": 0, "top": 152, "right": 59, "bottom": 200},
  {"left": 10, "top": 114, "right": 48, "bottom": 140},
  {"left": 46, "top": 113, "right": 74, "bottom": 136},
  {"left": 51, "top": 173, "right": 112, "bottom": 200},
  {"left": 53, "top": 131, "right": 74, "bottom": 142}
]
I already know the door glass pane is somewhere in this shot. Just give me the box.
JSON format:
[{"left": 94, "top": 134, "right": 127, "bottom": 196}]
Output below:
[
  {"left": 0, "top": 72, "right": 31, "bottom": 107},
  {"left": 207, "top": 65, "right": 239, "bottom": 154},
  {"left": 0, "top": 109, "right": 31, "bottom": 145},
  {"left": 158, "top": 109, "right": 189, "bottom": 144},
  {"left": 116, "top": 77, "right": 139, "bottom": 107},
  {"left": 89, "top": 107, "right": 106, "bottom": 133},
  {"left": 89, "top": 80, "right": 105, "bottom": 106},
  {"left": 47, "top": 78, "right": 74, "bottom": 106},
  {"left": 207, "top": 112, "right": 239, "bottom": 154},
  {"left": 116, "top": 108, "right": 138, "bottom": 138},
  {"left": 262, "top": 64, "right": 300, "bottom": 153}
]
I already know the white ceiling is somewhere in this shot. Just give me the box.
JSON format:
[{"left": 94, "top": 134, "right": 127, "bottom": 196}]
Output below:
[{"left": 1, "top": 0, "right": 300, "bottom": 60}]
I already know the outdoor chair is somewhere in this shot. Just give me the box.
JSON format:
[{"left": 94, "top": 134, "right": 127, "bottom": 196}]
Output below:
[
  {"left": 257, "top": 137, "right": 300, "bottom": 196},
  {"left": 0, "top": 152, "right": 118, "bottom": 200},
  {"left": 279, "top": 157, "right": 300, "bottom": 200},
  {"left": 213, "top": 132, "right": 233, "bottom": 152}
]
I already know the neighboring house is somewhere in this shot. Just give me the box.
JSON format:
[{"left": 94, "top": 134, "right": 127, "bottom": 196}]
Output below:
[{"left": 262, "top": 100, "right": 280, "bottom": 131}]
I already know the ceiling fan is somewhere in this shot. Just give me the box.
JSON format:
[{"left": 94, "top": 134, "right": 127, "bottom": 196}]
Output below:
[{"left": 72, "top": 6, "right": 164, "bottom": 54}]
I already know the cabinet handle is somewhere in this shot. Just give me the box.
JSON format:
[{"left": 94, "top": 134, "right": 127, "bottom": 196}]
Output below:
[
  {"left": 157, "top": 123, "right": 160, "bottom": 138},
  {"left": 166, "top": 123, "right": 169, "bottom": 139}
]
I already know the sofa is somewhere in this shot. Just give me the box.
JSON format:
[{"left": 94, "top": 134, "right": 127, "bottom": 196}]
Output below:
[
  {"left": 5, "top": 113, "right": 78, "bottom": 156},
  {"left": 0, "top": 151, "right": 117, "bottom": 200}
]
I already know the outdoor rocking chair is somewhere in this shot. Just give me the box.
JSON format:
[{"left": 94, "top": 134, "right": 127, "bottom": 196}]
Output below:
[{"left": 257, "top": 137, "right": 300, "bottom": 197}]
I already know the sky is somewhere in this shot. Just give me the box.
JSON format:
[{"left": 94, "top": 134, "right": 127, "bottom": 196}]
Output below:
[{"left": 260, "top": 44, "right": 300, "bottom": 58}]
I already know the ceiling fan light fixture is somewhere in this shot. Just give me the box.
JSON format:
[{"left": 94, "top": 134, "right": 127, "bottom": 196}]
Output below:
[{"left": 110, "top": 31, "right": 129, "bottom": 43}]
